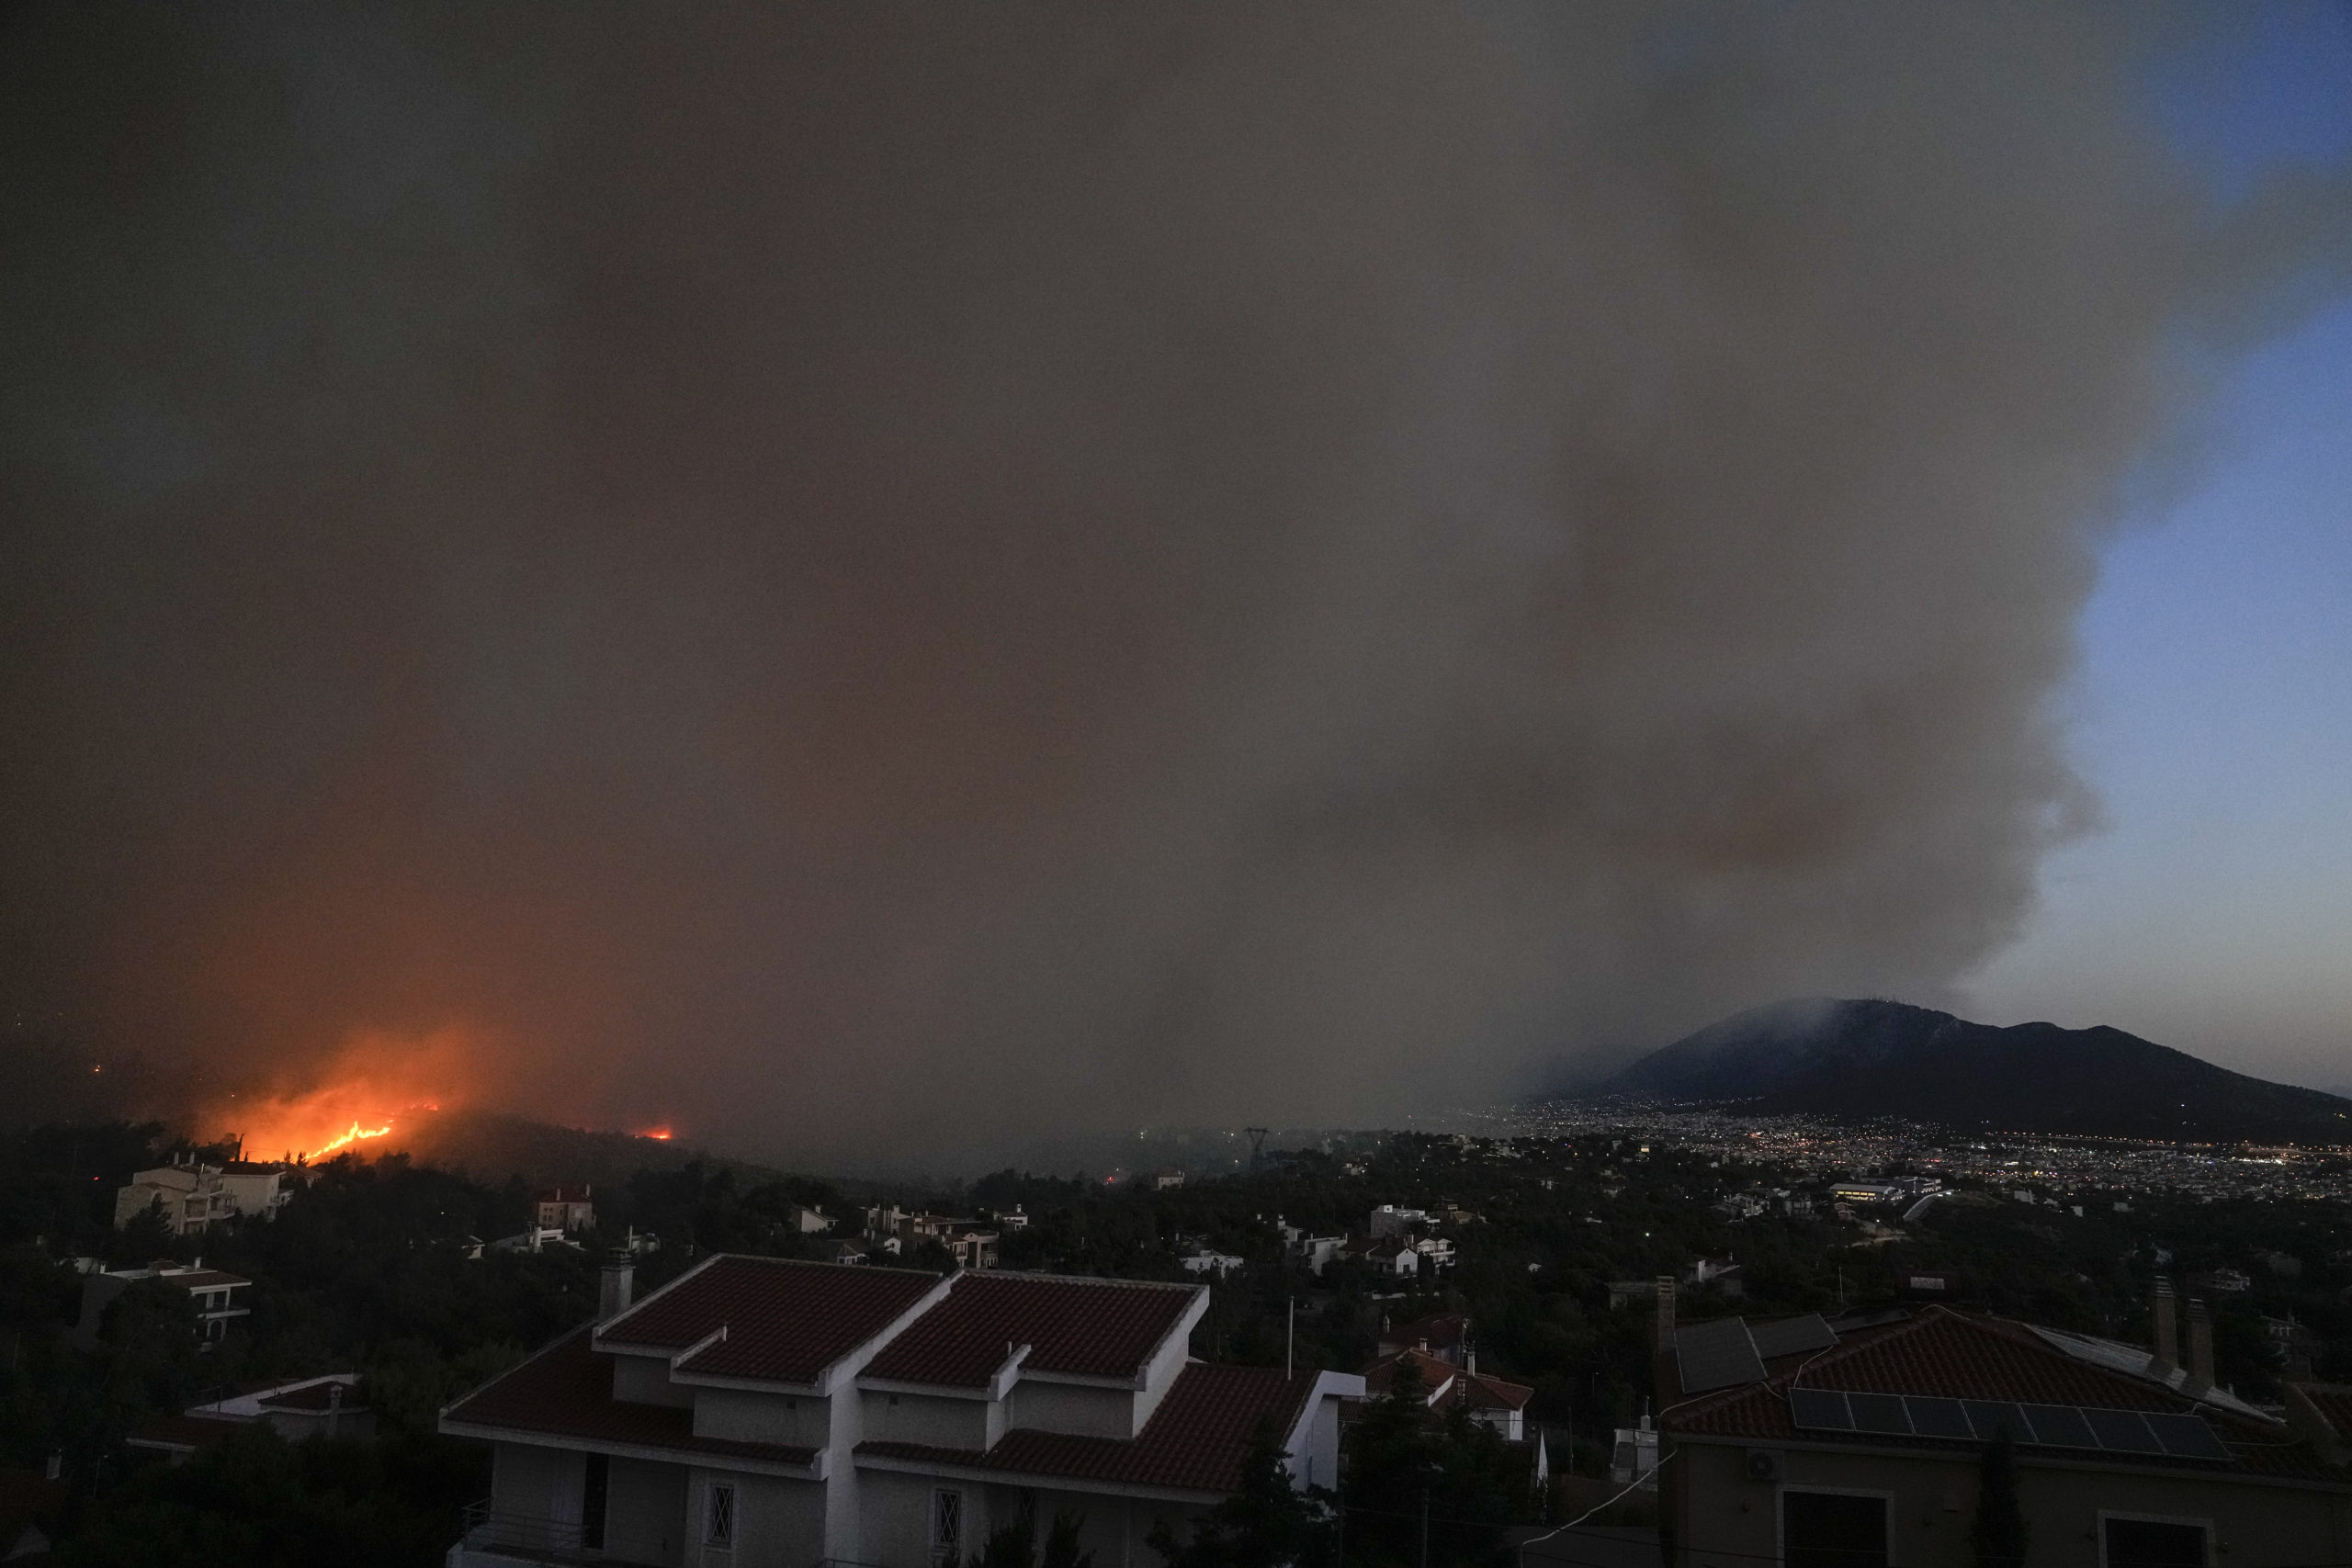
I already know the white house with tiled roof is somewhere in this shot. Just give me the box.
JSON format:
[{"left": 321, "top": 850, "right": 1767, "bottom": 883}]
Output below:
[{"left": 439, "top": 1254, "right": 1359, "bottom": 1568}]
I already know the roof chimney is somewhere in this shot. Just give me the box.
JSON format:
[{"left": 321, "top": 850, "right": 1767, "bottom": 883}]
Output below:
[
  {"left": 1655, "top": 1274, "right": 1677, "bottom": 1353},
  {"left": 2185, "top": 1296, "right": 2214, "bottom": 1396},
  {"left": 598, "top": 1250, "right": 635, "bottom": 1323},
  {"left": 2150, "top": 1277, "right": 2178, "bottom": 1380}
]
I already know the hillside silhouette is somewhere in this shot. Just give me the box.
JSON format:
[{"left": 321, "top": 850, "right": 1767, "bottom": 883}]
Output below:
[{"left": 1592, "top": 998, "right": 2352, "bottom": 1144}]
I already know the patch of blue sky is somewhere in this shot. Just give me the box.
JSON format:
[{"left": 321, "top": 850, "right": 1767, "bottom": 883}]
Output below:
[{"left": 1971, "top": 9, "right": 2352, "bottom": 1080}]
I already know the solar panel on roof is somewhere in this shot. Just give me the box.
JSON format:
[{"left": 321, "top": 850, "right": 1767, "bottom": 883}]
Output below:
[
  {"left": 2022, "top": 1404, "right": 2098, "bottom": 1450},
  {"left": 1789, "top": 1388, "right": 1852, "bottom": 1430},
  {"left": 1788, "top": 1386, "right": 2230, "bottom": 1465},
  {"left": 1964, "top": 1400, "right": 2028, "bottom": 1440},
  {"left": 2085, "top": 1408, "right": 2165, "bottom": 1454},
  {"left": 1848, "top": 1392, "right": 1912, "bottom": 1435},
  {"left": 1748, "top": 1314, "right": 1838, "bottom": 1360},
  {"left": 1676, "top": 1318, "right": 1769, "bottom": 1393},
  {"left": 1905, "top": 1396, "right": 1973, "bottom": 1439},
  {"left": 2145, "top": 1413, "right": 2232, "bottom": 1461}
]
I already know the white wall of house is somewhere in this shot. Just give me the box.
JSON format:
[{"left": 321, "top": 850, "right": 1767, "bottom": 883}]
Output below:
[
  {"left": 606, "top": 1458, "right": 687, "bottom": 1566},
  {"left": 1006, "top": 1483, "right": 1198, "bottom": 1568},
  {"left": 1133, "top": 1335, "right": 1195, "bottom": 1430},
  {"left": 692, "top": 1386, "right": 831, "bottom": 1450},
  {"left": 491, "top": 1442, "right": 585, "bottom": 1546},
  {"left": 614, "top": 1352, "right": 695, "bottom": 1408},
  {"left": 861, "top": 1389, "right": 990, "bottom": 1449},
  {"left": 1007, "top": 1379, "right": 1134, "bottom": 1439},
  {"left": 1290, "top": 1386, "right": 1344, "bottom": 1492},
  {"left": 684, "top": 1467, "right": 825, "bottom": 1568}
]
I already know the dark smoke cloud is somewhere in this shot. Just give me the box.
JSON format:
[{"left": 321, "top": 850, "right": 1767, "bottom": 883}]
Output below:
[{"left": 3, "top": 3, "right": 2346, "bottom": 1160}]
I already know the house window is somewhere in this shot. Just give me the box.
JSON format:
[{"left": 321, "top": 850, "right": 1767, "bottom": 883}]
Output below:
[
  {"left": 930, "top": 1488, "right": 963, "bottom": 1565},
  {"left": 705, "top": 1482, "right": 736, "bottom": 1548},
  {"left": 2103, "top": 1517, "right": 2210, "bottom": 1568},
  {"left": 582, "top": 1453, "right": 608, "bottom": 1551},
  {"left": 1781, "top": 1489, "right": 1888, "bottom": 1568}
]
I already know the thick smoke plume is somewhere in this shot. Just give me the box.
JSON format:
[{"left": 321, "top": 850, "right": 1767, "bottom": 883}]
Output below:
[{"left": 2, "top": 4, "right": 2345, "bottom": 1161}]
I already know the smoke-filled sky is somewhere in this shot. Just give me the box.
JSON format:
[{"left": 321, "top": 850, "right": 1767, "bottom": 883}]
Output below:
[{"left": 4, "top": 3, "right": 2349, "bottom": 1163}]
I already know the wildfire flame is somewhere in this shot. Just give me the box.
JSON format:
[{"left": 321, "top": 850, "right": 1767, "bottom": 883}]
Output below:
[
  {"left": 217, "top": 1027, "right": 472, "bottom": 1164},
  {"left": 307, "top": 1121, "right": 396, "bottom": 1159},
  {"left": 637, "top": 1126, "right": 674, "bottom": 1141}
]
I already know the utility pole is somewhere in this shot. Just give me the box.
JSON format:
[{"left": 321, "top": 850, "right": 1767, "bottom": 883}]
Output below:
[
  {"left": 1286, "top": 1295, "right": 1295, "bottom": 1380},
  {"left": 1420, "top": 1489, "right": 1430, "bottom": 1568}
]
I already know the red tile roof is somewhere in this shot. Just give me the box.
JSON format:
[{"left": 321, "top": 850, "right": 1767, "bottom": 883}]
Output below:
[
  {"left": 858, "top": 1362, "right": 1314, "bottom": 1496},
  {"left": 2292, "top": 1383, "right": 2352, "bottom": 1438},
  {"left": 443, "top": 1326, "right": 818, "bottom": 1468},
  {"left": 1362, "top": 1348, "right": 1532, "bottom": 1414},
  {"left": 1462, "top": 1370, "right": 1533, "bottom": 1413},
  {"left": 599, "top": 1256, "right": 943, "bottom": 1385},
  {"left": 863, "top": 1273, "right": 1201, "bottom": 1389},
  {"left": 1383, "top": 1312, "right": 1467, "bottom": 1352},
  {"left": 1362, "top": 1348, "right": 1457, "bottom": 1402},
  {"left": 1667, "top": 1307, "right": 2329, "bottom": 1481}
]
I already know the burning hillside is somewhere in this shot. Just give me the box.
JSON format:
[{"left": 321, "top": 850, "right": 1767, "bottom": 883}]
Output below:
[{"left": 214, "top": 1027, "right": 470, "bottom": 1163}]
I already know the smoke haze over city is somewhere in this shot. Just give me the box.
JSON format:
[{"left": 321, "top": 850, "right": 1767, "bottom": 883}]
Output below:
[{"left": 4, "top": 3, "right": 2348, "bottom": 1163}]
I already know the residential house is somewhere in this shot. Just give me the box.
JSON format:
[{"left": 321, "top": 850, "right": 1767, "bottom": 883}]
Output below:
[
  {"left": 1149, "top": 1170, "right": 1186, "bottom": 1190},
  {"left": 1363, "top": 1236, "right": 1419, "bottom": 1278},
  {"left": 944, "top": 1229, "right": 999, "bottom": 1272},
  {"left": 113, "top": 1157, "right": 293, "bottom": 1235},
  {"left": 1361, "top": 1347, "right": 1533, "bottom": 1442},
  {"left": 2266, "top": 1314, "right": 2317, "bottom": 1380},
  {"left": 1277, "top": 1222, "right": 1345, "bottom": 1278},
  {"left": 1177, "top": 1250, "right": 1243, "bottom": 1279},
  {"left": 1366, "top": 1205, "right": 1430, "bottom": 1239},
  {"left": 1377, "top": 1311, "right": 1468, "bottom": 1367},
  {"left": 1411, "top": 1235, "right": 1456, "bottom": 1271},
  {"left": 73, "top": 1258, "right": 252, "bottom": 1348},
  {"left": 865, "top": 1209, "right": 999, "bottom": 1270},
  {"left": 491, "top": 1224, "right": 581, "bottom": 1256},
  {"left": 781, "top": 1204, "right": 834, "bottom": 1235},
  {"left": 536, "top": 1188, "right": 597, "bottom": 1234},
  {"left": 813, "top": 1241, "right": 868, "bottom": 1266},
  {"left": 439, "top": 1255, "right": 1361, "bottom": 1567},
  {"left": 1655, "top": 1278, "right": 2352, "bottom": 1568},
  {"left": 1684, "top": 1256, "right": 1745, "bottom": 1298},
  {"left": 128, "top": 1373, "right": 373, "bottom": 1461}
]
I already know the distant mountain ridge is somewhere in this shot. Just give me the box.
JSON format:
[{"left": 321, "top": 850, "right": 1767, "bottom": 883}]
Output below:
[{"left": 1589, "top": 998, "right": 2352, "bottom": 1144}]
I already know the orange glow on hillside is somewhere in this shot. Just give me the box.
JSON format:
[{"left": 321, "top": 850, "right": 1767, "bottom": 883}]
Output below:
[
  {"left": 636, "top": 1126, "right": 673, "bottom": 1141},
  {"left": 218, "top": 1027, "right": 474, "bottom": 1164}
]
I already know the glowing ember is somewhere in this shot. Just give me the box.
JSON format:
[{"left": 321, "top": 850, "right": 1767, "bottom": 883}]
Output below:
[{"left": 637, "top": 1126, "right": 674, "bottom": 1141}]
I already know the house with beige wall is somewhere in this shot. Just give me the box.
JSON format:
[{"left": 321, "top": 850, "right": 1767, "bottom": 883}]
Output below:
[{"left": 1652, "top": 1279, "right": 2352, "bottom": 1568}]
